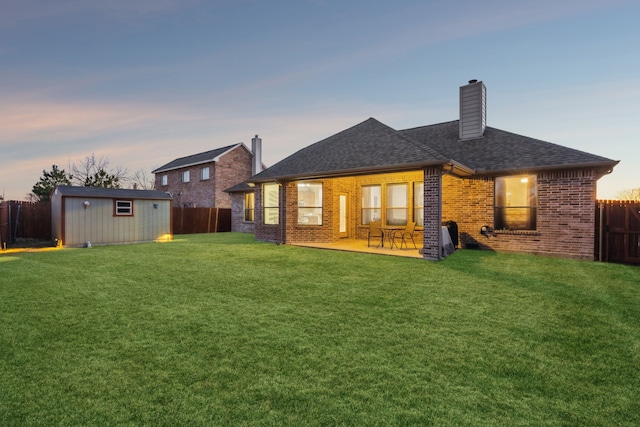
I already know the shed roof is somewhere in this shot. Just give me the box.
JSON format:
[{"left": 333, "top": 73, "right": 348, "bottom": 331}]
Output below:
[
  {"left": 54, "top": 186, "right": 172, "bottom": 200},
  {"left": 152, "top": 143, "right": 243, "bottom": 174}
]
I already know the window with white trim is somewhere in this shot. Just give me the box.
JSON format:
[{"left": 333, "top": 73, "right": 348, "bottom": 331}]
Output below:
[
  {"left": 263, "top": 183, "right": 279, "bottom": 225},
  {"left": 386, "top": 183, "right": 408, "bottom": 226},
  {"left": 114, "top": 200, "right": 133, "bottom": 216},
  {"left": 182, "top": 171, "right": 190, "bottom": 183},
  {"left": 297, "top": 182, "right": 322, "bottom": 225},
  {"left": 161, "top": 175, "right": 168, "bottom": 186},
  {"left": 361, "top": 185, "right": 381, "bottom": 225},
  {"left": 201, "top": 167, "right": 210, "bottom": 180}
]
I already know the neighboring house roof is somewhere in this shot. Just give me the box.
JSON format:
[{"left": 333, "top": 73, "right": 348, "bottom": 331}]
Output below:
[
  {"left": 152, "top": 144, "right": 243, "bottom": 174},
  {"left": 249, "top": 117, "right": 618, "bottom": 183},
  {"left": 54, "top": 186, "right": 172, "bottom": 200}
]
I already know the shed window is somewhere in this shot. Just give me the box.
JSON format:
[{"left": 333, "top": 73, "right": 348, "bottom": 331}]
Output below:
[
  {"left": 495, "top": 175, "right": 537, "bottom": 230},
  {"left": 114, "top": 200, "right": 133, "bottom": 216}
]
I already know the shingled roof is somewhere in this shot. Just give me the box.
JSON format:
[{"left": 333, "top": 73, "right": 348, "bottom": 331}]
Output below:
[
  {"left": 152, "top": 144, "right": 242, "bottom": 174},
  {"left": 249, "top": 117, "right": 617, "bottom": 183},
  {"left": 250, "top": 118, "right": 450, "bottom": 182},
  {"left": 402, "top": 121, "right": 617, "bottom": 174}
]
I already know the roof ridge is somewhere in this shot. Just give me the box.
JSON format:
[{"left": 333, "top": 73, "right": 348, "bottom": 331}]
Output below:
[{"left": 169, "top": 143, "right": 241, "bottom": 162}]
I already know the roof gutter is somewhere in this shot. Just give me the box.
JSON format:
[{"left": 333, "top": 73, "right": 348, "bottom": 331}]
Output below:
[
  {"left": 473, "top": 160, "right": 620, "bottom": 178},
  {"left": 151, "top": 143, "right": 243, "bottom": 174}
]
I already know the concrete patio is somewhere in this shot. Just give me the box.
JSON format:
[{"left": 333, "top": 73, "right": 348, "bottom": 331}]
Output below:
[{"left": 291, "top": 239, "right": 424, "bottom": 258}]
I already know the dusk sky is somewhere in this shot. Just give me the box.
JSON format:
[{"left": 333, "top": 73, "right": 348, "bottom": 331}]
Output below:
[{"left": 1, "top": 0, "right": 638, "bottom": 200}]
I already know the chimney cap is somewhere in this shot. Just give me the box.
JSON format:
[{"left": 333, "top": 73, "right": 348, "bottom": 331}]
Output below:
[{"left": 468, "top": 79, "right": 478, "bottom": 84}]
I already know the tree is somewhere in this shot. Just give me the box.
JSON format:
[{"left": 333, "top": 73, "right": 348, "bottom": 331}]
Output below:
[
  {"left": 31, "top": 165, "right": 72, "bottom": 202},
  {"left": 131, "top": 168, "right": 156, "bottom": 190},
  {"left": 71, "top": 153, "right": 128, "bottom": 189},
  {"left": 82, "top": 168, "right": 121, "bottom": 188},
  {"left": 615, "top": 188, "right": 640, "bottom": 201}
]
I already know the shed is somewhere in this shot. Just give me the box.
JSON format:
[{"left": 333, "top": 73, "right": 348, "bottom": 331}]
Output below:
[{"left": 51, "top": 186, "right": 173, "bottom": 247}]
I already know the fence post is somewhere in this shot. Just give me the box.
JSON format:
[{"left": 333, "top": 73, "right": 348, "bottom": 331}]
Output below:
[{"left": 598, "top": 201, "right": 604, "bottom": 262}]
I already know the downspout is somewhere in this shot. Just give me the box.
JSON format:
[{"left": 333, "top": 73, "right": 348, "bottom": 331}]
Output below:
[
  {"left": 436, "top": 169, "right": 443, "bottom": 260},
  {"left": 276, "top": 180, "right": 285, "bottom": 245}
]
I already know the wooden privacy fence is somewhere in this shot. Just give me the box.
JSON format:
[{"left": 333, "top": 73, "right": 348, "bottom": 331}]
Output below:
[
  {"left": 172, "top": 207, "right": 231, "bottom": 235},
  {"left": 0, "top": 201, "right": 51, "bottom": 246},
  {"left": 595, "top": 200, "right": 640, "bottom": 265}
]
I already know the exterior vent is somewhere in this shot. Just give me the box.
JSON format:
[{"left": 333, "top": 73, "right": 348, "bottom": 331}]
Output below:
[{"left": 459, "top": 80, "right": 486, "bottom": 140}]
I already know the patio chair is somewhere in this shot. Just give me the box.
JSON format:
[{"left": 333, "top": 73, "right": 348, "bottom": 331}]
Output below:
[
  {"left": 367, "top": 221, "right": 383, "bottom": 248},
  {"left": 393, "top": 221, "right": 417, "bottom": 249}
]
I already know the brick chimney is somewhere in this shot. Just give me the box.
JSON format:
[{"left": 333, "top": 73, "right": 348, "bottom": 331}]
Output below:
[
  {"left": 459, "top": 79, "right": 486, "bottom": 140},
  {"left": 251, "top": 135, "right": 262, "bottom": 176}
]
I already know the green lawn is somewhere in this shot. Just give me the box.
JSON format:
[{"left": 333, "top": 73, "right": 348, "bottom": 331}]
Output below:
[{"left": 1, "top": 233, "right": 639, "bottom": 426}]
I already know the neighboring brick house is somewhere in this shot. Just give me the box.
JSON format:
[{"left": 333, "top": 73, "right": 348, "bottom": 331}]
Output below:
[
  {"left": 153, "top": 137, "right": 263, "bottom": 209},
  {"left": 244, "top": 80, "right": 619, "bottom": 261}
]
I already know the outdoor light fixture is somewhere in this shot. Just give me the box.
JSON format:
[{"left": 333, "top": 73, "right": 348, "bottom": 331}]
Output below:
[{"left": 83, "top": 200, "right": 90, "bottom": 209}]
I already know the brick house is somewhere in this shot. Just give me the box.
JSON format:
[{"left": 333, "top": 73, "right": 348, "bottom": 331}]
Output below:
[
  {"left": 153, "top": 136, "right": 263, "bottom": 209},
  {"left": 245, "top": 80, "right": 619, "bottom": 260}
]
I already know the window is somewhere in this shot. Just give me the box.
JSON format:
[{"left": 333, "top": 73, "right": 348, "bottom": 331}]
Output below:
[
  {"left": 361, "top": 185, "right": 381, "bottom": 225},
  {"left": 161, "top": 175, "right": 168, "bottom": 186},
  {"left": 386, "top": 183, "right": 408, "bottom": 226},
  {"left": 414, "top": 182, "right": 424, "bottom": 225},
  {"left": 244, "top": 192, "right": 255, "bottom": 222},
  {"left": 263, "top": 183, "right": 279, "bottom": 225},
  {"left": 114, "top": 200, "right": 133, "bottom": 216},
  {"left": 297, "top": 182, "right": 322, "bottom": 225},
  {"left": 201, "top": 167, "right": 210, "bottom": 180},
  {"left": 495, "top": 175, "right": 537, "bottom": 230},
  {"left": 182, "top": 171, "right": 190, "bottom": 183}
]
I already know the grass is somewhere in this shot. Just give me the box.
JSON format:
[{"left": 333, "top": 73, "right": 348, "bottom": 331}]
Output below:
[{"left": 1, "top": 232, "right": 639, "bottom": 426}]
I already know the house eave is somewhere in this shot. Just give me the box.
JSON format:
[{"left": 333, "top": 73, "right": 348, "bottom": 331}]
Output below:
[
  {"left": 248, "top": 160, "right": 451, "bottom": 183},
  {"left": 473, "top": 160, "right": 620, "bottom": 178},
  {"left": 152, "top": 143, "right": 244, "bottom": 174}
]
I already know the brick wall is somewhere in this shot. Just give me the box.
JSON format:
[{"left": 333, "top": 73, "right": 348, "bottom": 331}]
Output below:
[
  {"left": 230, "top": 192, "right": 255, "bottom": 233},
  {"left": 251, "top": 169, "right": 598, "bottom": 260},
  {"left": 285, "top": 180, "right": 334, "bottom": 243},
  {"left": 423, "top": 168, "right": 442, "bottom": 260},
  {"left": 155, "top": 145, "right": 253, "bottom": 208},
  {"left": 214, "top": 147, "right": 253, "bottom": 209},
  {"left": 253, "top": 183, "right": 282, "bottom": 243},
  {"left": 442, "top": 169, "right": 598, "bottom": 260}
]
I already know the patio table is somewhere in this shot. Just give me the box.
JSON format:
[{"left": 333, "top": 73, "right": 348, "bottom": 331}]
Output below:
[{"left": 379, "top": 226, "right": 403, "bottom": 249}]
